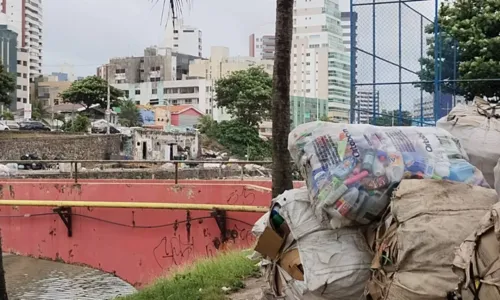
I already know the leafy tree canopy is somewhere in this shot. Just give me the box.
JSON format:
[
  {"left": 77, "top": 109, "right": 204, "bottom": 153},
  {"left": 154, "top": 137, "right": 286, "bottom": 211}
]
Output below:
[
  {"left": 198, "top": 116, "right": 271, "bottom": 160},
  {"left": 417, "top": 0, "right": 500, "bottom": 99},
  {"left": 0, "top": 63, "right": 16, "bottom": 106},
  {"left": 118, "top": 99, "right": 142, "bottom": 127},
  {"left": 62, "top": 115, "right": 90, "bottom": 133},
  {"left": 60, "top": 76, "right": 123, "bottom": 110},
  {"left": 215, "top": 67, "right": 272, "bottom": 127},
  {"left": 370, "top": 110, "right": 412, "bottom": 126},
  {"left": 1, "top": 111, "right": 13, "bottom": 120}
]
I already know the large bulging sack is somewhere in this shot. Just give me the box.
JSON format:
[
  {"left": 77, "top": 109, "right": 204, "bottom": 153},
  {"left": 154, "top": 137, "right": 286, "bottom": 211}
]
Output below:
[
  {"left": 453, "top": 202, "right": 500, "bottom": 299},
  {"left": 266, "top": 188, "right": 372, "bottom": 300},
  {"left": 367, "top": 179, "right": 498, "bottom": 300},
  {"left": 288, "top": 122, "right": 489, "bottom": 228},
  {"left": 437, "top": 97, "right": 500, "bottom": 187}
]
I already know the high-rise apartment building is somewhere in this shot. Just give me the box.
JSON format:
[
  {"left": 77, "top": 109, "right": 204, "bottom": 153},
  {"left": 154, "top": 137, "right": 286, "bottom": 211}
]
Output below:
[
  {"left": 1, "top": 0, "right": 43, "bottom": 109},
  {"left": 355, "top": 89, "right": 379, "bottom": 124},
  {"left": 164, "top": 20, "right": 202, "bottom": 57},
  {"left": 249, "top": 33, "right": 275, "bottom": 60},
  {"left": 292, "top": 0, "right": 350, "bottom": 123}
]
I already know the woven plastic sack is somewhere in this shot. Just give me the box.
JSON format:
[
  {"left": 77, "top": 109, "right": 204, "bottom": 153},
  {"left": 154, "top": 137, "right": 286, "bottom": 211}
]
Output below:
[{"left": 288, "top": 122, "right": 489, "bottom": 227}]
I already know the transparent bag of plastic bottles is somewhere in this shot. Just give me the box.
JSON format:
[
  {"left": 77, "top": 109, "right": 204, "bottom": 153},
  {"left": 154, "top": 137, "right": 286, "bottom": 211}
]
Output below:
[{"left": 288, "top": 122, "right": 489, "bottom": 227}]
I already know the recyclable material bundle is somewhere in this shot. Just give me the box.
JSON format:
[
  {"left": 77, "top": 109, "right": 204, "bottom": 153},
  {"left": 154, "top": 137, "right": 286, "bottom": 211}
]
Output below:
[
  {"left": 367, "top": 179, "right": 498, "bottom": 299},
  {"left": 253, "top": 187, "right": 372, "bottom": 299},
  {"left": 288, "top": 122, "right": 489, "bottom": 227},
  {"left": 252, "top": 122, "right": 499, "bottom": 300},
  {"left": 437, "top": 96, "right": 500, "bottom": 187}
]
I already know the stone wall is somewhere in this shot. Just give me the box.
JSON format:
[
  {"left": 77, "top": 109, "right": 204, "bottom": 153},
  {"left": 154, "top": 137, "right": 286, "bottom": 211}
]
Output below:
[{"left": 0, "top": 132, "right": 122, "bottom": 160}]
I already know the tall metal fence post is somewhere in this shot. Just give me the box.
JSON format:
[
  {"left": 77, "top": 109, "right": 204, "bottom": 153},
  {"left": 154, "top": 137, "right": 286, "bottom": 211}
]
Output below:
[{"left": 174, "top": 162, "right": 178, "bottom": 184}]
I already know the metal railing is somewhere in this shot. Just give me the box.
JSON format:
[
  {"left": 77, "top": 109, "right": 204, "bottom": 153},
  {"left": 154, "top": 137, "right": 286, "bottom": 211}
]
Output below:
[{"left": 0, "top": 159, "right": 273, "bottom": 184}]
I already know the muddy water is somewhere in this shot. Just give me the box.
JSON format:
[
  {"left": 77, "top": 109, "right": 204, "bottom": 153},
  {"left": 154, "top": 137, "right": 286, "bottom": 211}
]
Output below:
[{"left": 3, "top": 254, "right": 136, "bottom": 299}]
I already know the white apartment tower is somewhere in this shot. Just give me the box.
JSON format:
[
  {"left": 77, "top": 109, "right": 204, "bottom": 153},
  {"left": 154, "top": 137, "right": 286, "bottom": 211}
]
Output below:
[
  {"left": 164, "top": 20, "right": 202, "bottom": 57},
  {"left": 1, "top": 0, "right": 43, "bottom": 109},
  {"left": 292, "top": 0, "right": 350, "bottom": 123},
  {"left": 249, "top": 33, "right": 275, "bottom": 60}
]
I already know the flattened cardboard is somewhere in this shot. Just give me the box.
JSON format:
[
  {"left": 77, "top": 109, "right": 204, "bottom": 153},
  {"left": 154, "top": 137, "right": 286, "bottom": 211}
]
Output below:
[
  {"left": 279, "top": 248, "right": 304, "bottom": 281},
  {"left": 254, "top": 226, "right": 285, "bottom": 260}
]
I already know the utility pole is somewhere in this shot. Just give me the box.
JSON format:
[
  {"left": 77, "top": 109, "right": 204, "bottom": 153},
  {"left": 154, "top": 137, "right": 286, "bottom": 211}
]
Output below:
[{"left": 106, "top": 64, "right": 110, "bottom": 134}]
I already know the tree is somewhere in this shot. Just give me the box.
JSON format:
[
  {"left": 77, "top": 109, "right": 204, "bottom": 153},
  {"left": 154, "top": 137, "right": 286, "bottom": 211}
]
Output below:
[
  {"left": 31, "top": 99, "right": 50, "bottom": 121},
  {"left": 62, "top": 115, "right": 90, "bottom": 133},
  {"left": 370, "top": 110, "right": 412, "bottom": 126},
  {"left": 60, "top": 76, "right": 123, "bottom": 110},
  {"left": 320, "top": 115, "right": 330, "bottom": 122},
  {"left": 197, "top": 115, "right": 219, "bottom": 137},
  {"left": 271, "top": 0, "right": 294, "bottom": 197},
  {"left": 0, "top": 63, "right": 15, "bottom": 107},
  {"left": 0, "top": 111, "right": 13, "bottom": 120},
  {"left": 215, "top": 119, "right": 271, "bottom": 160},
  {"left": 214, "top": 67, "right": 272, "bottom": 127},
  {"left": 118, "top": 100, "right": 142, "bottom": 127},
  {"left": 418, "top": 0, "right": 500, "bottom": 100},
  {"left": 158, "top": 0, "right": 294, "bottom": 197},
  {"left": 416, "top": 24, "right": 461, "bottom": 96}
]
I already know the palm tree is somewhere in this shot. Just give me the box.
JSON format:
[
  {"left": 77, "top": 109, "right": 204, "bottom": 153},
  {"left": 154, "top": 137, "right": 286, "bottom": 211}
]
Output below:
[
  {"left": 160, "top": 0, "right": 294, "bottom": 197},
  {"left": 118, "top": 99, "right": 142, "bottom": 127},
  {"left": 31, "top": 99, "right": 50, "bottom": 122}
]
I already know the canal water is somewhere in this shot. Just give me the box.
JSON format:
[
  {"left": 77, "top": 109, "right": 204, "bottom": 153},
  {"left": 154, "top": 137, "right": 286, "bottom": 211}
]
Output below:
[{"left": 3, "top": 254, "right": 136, "bottom": 299}]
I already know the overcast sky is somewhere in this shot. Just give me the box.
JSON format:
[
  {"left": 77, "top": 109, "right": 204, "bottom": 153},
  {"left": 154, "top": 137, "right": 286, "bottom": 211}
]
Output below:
[{"left": 43, "top": 0, "right": 437, "bottom": 111}]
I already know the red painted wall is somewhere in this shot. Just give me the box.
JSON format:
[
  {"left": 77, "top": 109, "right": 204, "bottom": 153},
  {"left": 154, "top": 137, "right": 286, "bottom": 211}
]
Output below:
[{"left": 0, "top": 179, "right": 303, "bottom": 287}]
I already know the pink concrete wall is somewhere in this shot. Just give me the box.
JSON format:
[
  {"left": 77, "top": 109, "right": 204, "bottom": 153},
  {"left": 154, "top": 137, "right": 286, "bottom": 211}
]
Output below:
[{"left": 0, "top": 180, "right": 298, "bottom": 287}]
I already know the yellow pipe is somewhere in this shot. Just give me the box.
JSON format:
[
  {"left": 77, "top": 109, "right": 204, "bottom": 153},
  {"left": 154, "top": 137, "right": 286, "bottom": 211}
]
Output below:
[{"left": 0, "top": 200, "right": 269, "bottom": 213}]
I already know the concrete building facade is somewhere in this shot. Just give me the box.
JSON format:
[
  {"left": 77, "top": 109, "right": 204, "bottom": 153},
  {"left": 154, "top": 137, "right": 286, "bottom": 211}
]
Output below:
[
  {"left": 97, "top": 47, "right": 176, "bottom": 84},
  {"left": 292, "top": 0, "right": 350, "bottom": 123},
  {"left": 111, "top": 78, "right": 215, "bottom": 119},
  {"left": 164, "top": 20, "right": 202, "bottom": 57},
  {"left": 249, "top": 33, "right": 275, "bottom": 60}
]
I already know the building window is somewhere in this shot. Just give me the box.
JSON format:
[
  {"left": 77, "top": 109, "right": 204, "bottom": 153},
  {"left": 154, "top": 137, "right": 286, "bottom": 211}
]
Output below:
[
  {"left": 152, "top": 88, "right": 157, "bottom": 94},
  {"left": 23, "top": 73, "right": 27, "bottom": 78},
  {"left": 173, "top": 44, "right": 178, "bottom": 47},
  {"left": 123, "top": 90, "right": 129, "bottom": 98},
  {"left": 149, "top": 99, "right": 159, "bottom": 105},
  {"left": 17, "top": 97, "right": 21, "bottom": 102},
  {"left": 22, "top": 61, "right": 27, "bottom": 66},
  {"left": 23, "top": 86, "right": 27, "bottom": 91},
  {"left": 115, "top": 69, "right": 125, "bottom": 74},
  {"left": 135, "top": 101, "right": 140, "bottom": 105},
  {"left": 16, "top": 85, "right": 21, "bottom": 90},
  {"left": 150, "top": 66, "right": 160, "bottom": 71},
  {"left": 17, "top": 60, "right": 21, "bottom": 65},
  {"left": 23, "top": 98, "right": 27, "bottom": 103},
  {"left": 135, "top": 90, "right": 140, "bottom": 95},
  {"left": 16, "top": 73, "right": 21, "bottom": 77}
]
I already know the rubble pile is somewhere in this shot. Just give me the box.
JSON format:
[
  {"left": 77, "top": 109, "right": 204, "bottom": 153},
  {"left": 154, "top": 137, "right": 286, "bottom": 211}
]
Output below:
[{"left": 252, "top": 121, "right": 500, "bottom": 300}]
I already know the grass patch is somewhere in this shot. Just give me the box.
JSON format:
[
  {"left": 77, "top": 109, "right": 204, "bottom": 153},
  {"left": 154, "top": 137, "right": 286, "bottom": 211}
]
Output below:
[{"left": 118, "top": 251, "right": 260, "bottom": 300}]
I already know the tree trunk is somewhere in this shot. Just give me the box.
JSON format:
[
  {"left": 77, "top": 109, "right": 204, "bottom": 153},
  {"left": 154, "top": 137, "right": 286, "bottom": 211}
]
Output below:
[
  {"left": 271, "top": 0, "right": 294, "bottom": 198},
  {"left": 0, "top": 235, "right": 8, "bottom": 300}
]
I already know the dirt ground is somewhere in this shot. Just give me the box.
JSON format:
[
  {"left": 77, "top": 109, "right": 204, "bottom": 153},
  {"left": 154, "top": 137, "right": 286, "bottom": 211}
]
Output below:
[{"left": 229, "top": 277, "right": 268, "bottom": 300}]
